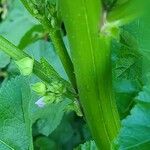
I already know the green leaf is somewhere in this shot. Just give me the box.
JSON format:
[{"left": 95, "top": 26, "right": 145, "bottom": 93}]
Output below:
[
  {"left": 112, "top": 18, "right": 147, "bottom": 120},
  {"left": 0, "top": 51, "right": 10, "bottom": 68},
  {"left": 114, "top": 79, "right": 140, "bottom": 119},
  {"left": 49, "top": 0, "right": 56, "bottom": 4},
  {"left": 34, "top": 137, "right": 57, "bottom": 150},
  {"left": 30, "top": 91, "right": 71, "bottom": 136},
  {"left": 123, "top": 14, "right": 150, "bottom": 82},
  {"left": 18, "top": 25, "right": 45, "bottom": 49},
  {"left": 0, "top": 0, "right": 38, "bottom": 45},
  {"left": 49, "top": 114, "right": 75, "bottom": 147},
  {"left": 116, "top": 85, "right": 150, "bottom": 150},
  {"left": 74, "top": 141, "right": 97, "bottom": 150},
  {"left": 25, "top": 39, "right": 67, "bottom": 79},
  {"left": 112, "top": 29, "right": 142, "bottom": 119},
  {"left": 114, "top": 31, "right": 142, "bottom": 81},
  {"left": 0, "top": 140, "right": 14, "bottom": 150},
  {"left": 107, "top": 0, "right": 145, "bottom": 26},
  {"left": 0, "top": 76, "right": 33, "bottom": 150},
  {"left": 0, "top": 75, "right": 71, "bottom": 149}
]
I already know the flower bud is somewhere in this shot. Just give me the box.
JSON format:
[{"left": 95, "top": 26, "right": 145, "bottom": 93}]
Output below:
[
  {"left": 15, "top": 57, "right": 34, "bottom": 76},
  {"left": 32, "top": 82, "right": 46, "bottom": 96}
]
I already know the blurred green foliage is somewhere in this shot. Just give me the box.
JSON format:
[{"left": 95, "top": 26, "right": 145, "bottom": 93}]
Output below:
[{"left": 0, "top": 0, "right": 150, "bottom": 149}]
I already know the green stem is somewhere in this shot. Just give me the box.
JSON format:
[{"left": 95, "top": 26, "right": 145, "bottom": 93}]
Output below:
[
  {"left": 20, "top": 0, "right": 34, "bottom": 16},
  {"left": 35, "top": 15, "right": 77, "bottom": 90},
  {"left": 41, "top": 16, "right": 77, "bottom": 91},
  {"left": 60, "top": 0, "right": 120, "bottom": 149},
  {"left": 0, "top": 35, "right": 68, "bottom": 86},
  {"left": 20, "top": 0, "right": 77, "bottom": 91},
  {"left": 48, "top": 28, "right": 77, "bottom": 91},
  {"left": 107, "top": 0, "right": 143, "bottom": 25}
]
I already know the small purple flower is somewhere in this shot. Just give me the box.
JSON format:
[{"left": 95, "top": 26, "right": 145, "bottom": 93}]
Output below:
[{"left": 35, "top": 97, "right": 46, "bottom": 108}]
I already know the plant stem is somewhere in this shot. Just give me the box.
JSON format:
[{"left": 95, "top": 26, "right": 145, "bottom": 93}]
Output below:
[
  {"left": 59, "top": 0, "right": 120, "bottom": 149},
  {"left": 0, "top": 35, "right": 68, "bottom": 86},
  {"left": 40, "top": 16, "right": 77, "bottom": 91},
  {"left": 20, "top": 0, "right": 77, "bottom": 91},
  {"left": 107, "top": 0, "right": 143, "bottom": 25},
  {"left": 48, "top": 28, "right": 77, "bottom": 91}
]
